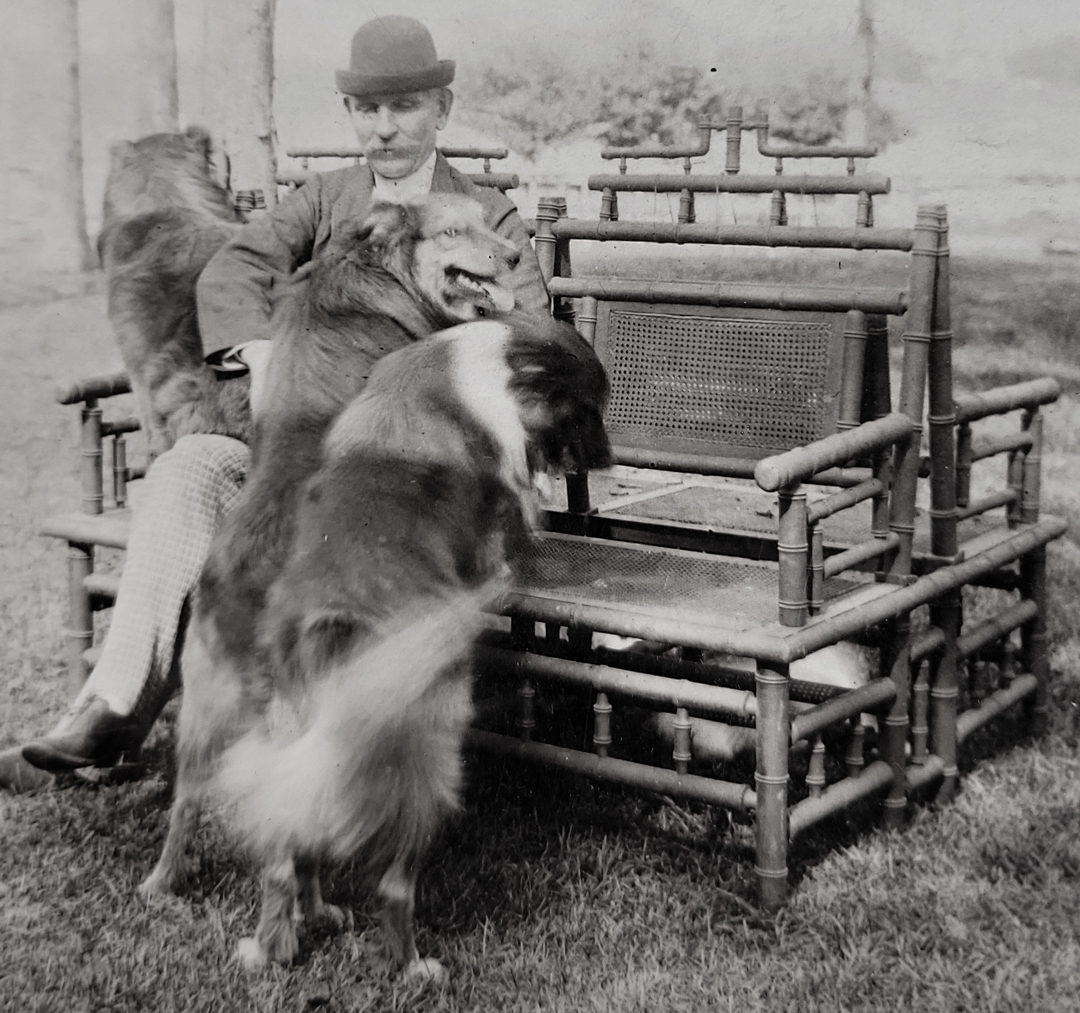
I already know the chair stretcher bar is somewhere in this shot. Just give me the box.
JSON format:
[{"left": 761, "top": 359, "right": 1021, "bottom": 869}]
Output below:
[
  {"left": 467, "top": 729, "right": 756, "bottom": 811},
  {"left": 788, "top": 760, "right": 893, "bottom": 839},
  {"left": 476, "top": 644, "right": 760, "bottom": 720}
]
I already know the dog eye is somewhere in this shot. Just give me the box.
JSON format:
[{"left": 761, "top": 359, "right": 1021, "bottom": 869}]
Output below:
[{"left": 444, "top": 227, "right": 458, "bottom": 238}]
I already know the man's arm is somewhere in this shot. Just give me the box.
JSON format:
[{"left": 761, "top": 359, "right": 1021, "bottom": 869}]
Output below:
[{"left": 196, "top": 178, "right": 324, "bottom": 358}]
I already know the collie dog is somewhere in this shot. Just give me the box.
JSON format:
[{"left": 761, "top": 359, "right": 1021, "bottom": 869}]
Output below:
[
  {"left": 97, "top": 126, "right": 250, "bottom": 456},
  {"left": 138, "top": 195, "right": 610, "bottom": 979}
]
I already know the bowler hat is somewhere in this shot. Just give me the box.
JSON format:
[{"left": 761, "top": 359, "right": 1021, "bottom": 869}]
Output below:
[{"left": 336, "top": 16, "right": 455, "bottom": 97}]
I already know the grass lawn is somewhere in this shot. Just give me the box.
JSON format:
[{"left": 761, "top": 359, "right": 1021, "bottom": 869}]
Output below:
[{"left": 2, "top": 256, "right": 1080, "bottom": 1012}]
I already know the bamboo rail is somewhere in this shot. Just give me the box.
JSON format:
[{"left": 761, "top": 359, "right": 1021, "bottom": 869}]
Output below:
[
  {"left": 468, "top": 730, "right": 756, "bottom": 811},
  {"left": 546, "top": 277, "right": 909, "bottom": 315},
  {"left": 548, "top": 219, "right": 915, "bottom": 251},
  {"left": 587, "top": 174, "right": 890, "bottom": 195},
  {"left": 954, "top": 378, "right": 1061, "bottom": 423},
  {"left": 755, "top": 413, "right": 911, "bottom": 491}
]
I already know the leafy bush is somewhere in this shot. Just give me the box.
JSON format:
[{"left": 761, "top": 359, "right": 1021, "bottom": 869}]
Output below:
[{"left": 456, "top": 42, "right": 901, "bottom": 157}]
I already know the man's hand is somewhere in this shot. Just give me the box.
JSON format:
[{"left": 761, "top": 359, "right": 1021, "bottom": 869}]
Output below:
[{"left": 238, "top": 340, "right": 274, "bottom": 420}]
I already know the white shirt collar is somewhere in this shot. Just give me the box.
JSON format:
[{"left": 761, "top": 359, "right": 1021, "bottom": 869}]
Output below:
[{"left": 370, "top": 149, "right": 438, "bottom": 204}]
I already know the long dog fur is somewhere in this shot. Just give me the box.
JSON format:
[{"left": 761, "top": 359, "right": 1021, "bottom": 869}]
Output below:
[
  {"left": 98, "top": 126, "right": 251, "bottom": 456},
  {"left": 139, "top": 193, "right": 609, "bottom": 978}
]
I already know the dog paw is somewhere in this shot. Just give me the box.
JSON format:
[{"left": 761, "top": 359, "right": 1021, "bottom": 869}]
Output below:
[
  {"left": 317, "top": 903, "right": 352, "bottom": 933},
  {"left": 403, "top": 957, "right": 447, "bottom": 984},
  {"left": 236, "top": 937, "right": 268, "bottom": 970},
  {"left": 137, "top": 869, "right": 182, "bottom": 900}
]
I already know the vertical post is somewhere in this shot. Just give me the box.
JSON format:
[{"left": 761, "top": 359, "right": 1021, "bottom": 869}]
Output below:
[
  {"left": 856, "top": 191, "right": 871, "bottom": 227},
  {"left": 1007, "top": 449, "right": 1024, "bottom": 528},
  {"left": 910, "top": 660, "right": 929, "bottom": 765},
  {"left": 80, "top": 398, "right": 103, "bottom": 515},
  {"left": 592, "top": 692, "right": 611, "bottom": 758},
  {"left": 887, "top": 207, "right": 937, "bottom": 579},
  {"left": 807, "top": 523, "right": 824, "bottom": 616},
  {"left": 1020, "top": 546, "right": 1049, "bottom": 737},
  {"left": 533, "top": 198, "right": 559, "bottom": 287},
  {"left": 66, "top": 542, "right": 93, "bottom": 692},
  {"left": 927, "top": 207, "right": 958, "bottom": 561},
  {"left": 769, "top": 190, "right": 787, "bottom": 225},
  {"left": 861, "top": 314, "right": 891, "bottom": 422},
  {"left": 672, "top": 707, "right": 691, "bottom": 774},
  {"left": 837, "top": 310, "right": 868, "bottom": 432},
  {"left": 755, "top": 663, "right": 789, "bottom": 911},
  {"left": 880, "top": 614, "right": 912, "bottom": 829},
  {"left": 576, "top": 296, "right": 599, "bottom": 344},
  {"left": 845, "top": 720, "right": 866, "bottom": 778},
  {"left": 806, "top": 734, "right": 826, "bottom": 798},
  {"left": 929, "top": 594, "right": 961, "bottom": 802},
  {"left": 777, "top": 484, "right": 808, "bottom": 627},
  {"left": 1021, "top": 408, "right": 1043, "bottom": 523},
  {"left": 516, "top": 678, "right": 536, "bottom": 743},
  {"left": 955, "top": 423, "right": 972, "bottom": 509},
  {"left": 551, "top": 197, "right": 575, "bottom": 325},
  {"left": 678, "top": 189, "right": 695, "bottom": 224},
  {"left": 600, "top": 188, "right": 619, "bottom": 222},
  {"left": 725, "top": 106, "right": 743, "bottom": 175},
  {"left": 113, "top": 434, "right": 128, "bottom": 509}
]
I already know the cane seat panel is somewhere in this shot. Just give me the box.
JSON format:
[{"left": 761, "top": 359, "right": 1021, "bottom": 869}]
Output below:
[
  {"left": 596, "top": 303, "right": 846, "bottom": 461},
  {"left": 510, "top": 532, "right": 869, "bottom": 632}
]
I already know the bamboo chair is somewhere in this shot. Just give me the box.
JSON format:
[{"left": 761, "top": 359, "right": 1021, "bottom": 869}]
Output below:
[{"left": 468, "top": 193, "right": 1067, "bottom": 909}]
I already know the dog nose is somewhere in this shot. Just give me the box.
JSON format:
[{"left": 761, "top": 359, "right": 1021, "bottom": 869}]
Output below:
[{"left": 504, "top": 249, "right": 521, "bottom": 270}]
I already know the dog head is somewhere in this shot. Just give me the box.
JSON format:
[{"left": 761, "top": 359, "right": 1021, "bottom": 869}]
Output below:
[
  {"left": 101, "top": 125, "right": 235, "bottom": 228},
  {"left": 350, "top": 194, "right": 520, "bottom": 322},
  {"left": 324, "top": 316, "right": 610, "bottom": 528},
  {"left": 443, "top": 317, "right": 611, "bottom": 519}
]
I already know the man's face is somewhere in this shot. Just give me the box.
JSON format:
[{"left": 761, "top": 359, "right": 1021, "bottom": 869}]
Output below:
[{"left": 346, "top": 88, "right": 452, "bottom": 180}]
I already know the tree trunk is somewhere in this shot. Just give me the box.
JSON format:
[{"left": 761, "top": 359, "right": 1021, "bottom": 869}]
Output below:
[
  {"left": 200, "top": 0, "right": 278, "bottom": 212},
  {"left": 847, "top": 0, "right": 875, "bottom": 146},
  {"left": 135, "top": 0, "right": 179, "bottom": 135},
  {"left": 37, "top": 0, "right": 95, "bottom": 271}
]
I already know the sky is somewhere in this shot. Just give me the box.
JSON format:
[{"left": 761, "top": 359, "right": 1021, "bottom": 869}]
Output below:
[{"left": 65, "top": 0, "right": 1077, "bottom": 72}]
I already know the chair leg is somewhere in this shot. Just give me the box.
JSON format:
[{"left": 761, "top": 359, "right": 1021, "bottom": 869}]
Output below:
[
  {"left": 1020, "top": 545, "right": 1049, "bottom": 737},
  {"left": 930, "top": 592, "right": 961, "bottom": 803},
  {"left": 66, "top": 540, "right": 94, "bottom": 695},
  {"left": 880, "top": 614, "right": 912, "bottom": 829},
  {"left": 755, "top": 663, "right": 789, "bottom": 911}
]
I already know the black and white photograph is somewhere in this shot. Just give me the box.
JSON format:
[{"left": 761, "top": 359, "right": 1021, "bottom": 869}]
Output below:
[{"left": 2, "top": 1, "right": 1079, "bottom": 1009}]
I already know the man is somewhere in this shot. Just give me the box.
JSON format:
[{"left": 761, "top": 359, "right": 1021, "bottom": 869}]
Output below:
[{"left": 0, "top": 15, "right": 548, "bottom": 790}]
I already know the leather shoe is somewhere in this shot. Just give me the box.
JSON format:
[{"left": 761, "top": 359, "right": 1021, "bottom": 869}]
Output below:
[
  {"left": 0, "top": 746, "right": 54, "bottom": 793},
  {"left": 22, "top": 697, "right": 142, "bottom": 772}
]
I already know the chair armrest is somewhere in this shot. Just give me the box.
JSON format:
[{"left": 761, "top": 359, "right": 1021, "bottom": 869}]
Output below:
[
  {"left": 755, "top": 412, "right": 912, "bottom": 492},
  {"left": 55, "top": 371, "right": 132, "bottom": 405},
  {"left": 954, "top": 377, "right": 1060, "bottom": 424}
]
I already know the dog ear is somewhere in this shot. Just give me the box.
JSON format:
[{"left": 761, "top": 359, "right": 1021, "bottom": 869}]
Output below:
[
  {"left": 355, "top": 202, "right": 407, "bottom": 247},
  {"left": 297, "top": 608, "right": 360, "bottom": 675}
]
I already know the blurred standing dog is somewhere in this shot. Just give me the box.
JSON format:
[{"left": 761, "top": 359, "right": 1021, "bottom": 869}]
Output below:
[
  {"left": 97, "top": 126, "right": 250, "bottom": 456},
  {"left": 139, "top": 192, "right": 611, "bottom": 979}
]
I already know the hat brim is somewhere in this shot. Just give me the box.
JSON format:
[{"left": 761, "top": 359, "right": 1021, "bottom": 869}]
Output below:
[{"left": 337, "top": 60, "right": 455, "bottom": 97}]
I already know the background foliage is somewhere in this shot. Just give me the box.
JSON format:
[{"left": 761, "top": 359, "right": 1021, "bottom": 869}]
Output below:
[{"left": 455, "top": 40, "right": 901, "bottom": 158}]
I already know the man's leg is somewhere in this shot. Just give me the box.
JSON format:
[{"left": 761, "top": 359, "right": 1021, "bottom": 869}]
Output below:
[{"left": 22, "top": 434, "right": 251, "bottom": 772}]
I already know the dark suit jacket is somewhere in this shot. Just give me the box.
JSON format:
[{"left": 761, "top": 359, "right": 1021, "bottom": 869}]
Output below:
[{"left": 196, "top": 153, "right": 548, "bottom": 357}]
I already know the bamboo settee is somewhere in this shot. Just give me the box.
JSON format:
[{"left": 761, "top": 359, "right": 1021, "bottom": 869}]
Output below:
[{"left": 40, "top": 127, "right": 1066, "bottom": 909}]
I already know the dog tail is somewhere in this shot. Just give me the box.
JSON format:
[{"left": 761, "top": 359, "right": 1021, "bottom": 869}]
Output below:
[{"left": 213, "top": 580, "right": 503, "bottom": 863}]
